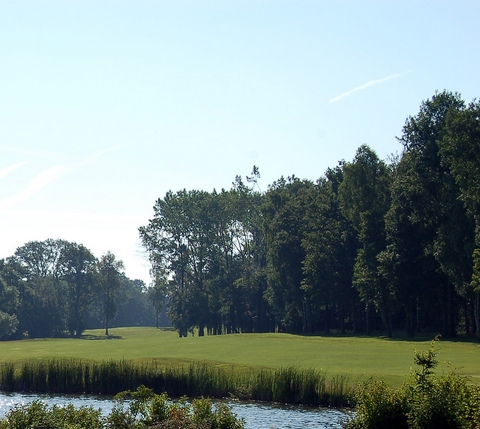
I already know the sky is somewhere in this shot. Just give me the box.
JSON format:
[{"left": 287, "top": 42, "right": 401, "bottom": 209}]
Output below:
[{"left": 1, "top": 1, "right": 479, "bottom": 284}]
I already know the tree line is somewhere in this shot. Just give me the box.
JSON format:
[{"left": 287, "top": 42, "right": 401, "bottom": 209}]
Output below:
[
  {"left": 0, "top": 239, "right": 166, "bottom": 339},
  {"left": 140, "top": 91, "right": 480, "bottom": 338}
]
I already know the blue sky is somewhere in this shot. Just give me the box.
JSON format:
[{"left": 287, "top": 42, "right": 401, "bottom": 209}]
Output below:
[{"left": 1, "top": 1, "right": 479, "bottom": 283}]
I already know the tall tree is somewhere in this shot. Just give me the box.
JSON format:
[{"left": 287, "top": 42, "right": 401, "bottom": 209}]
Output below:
[
  {"left": 338, "top": 145, "right": 393, "bottom": 336},
  {"left": 384, "top": 91, "right": 471, "bottom": 337},
  {"left": 302, "top": 167, "right": 359, "bottom": 334},
  {"left": 229, "top": 176, "right": 270, "bottom": 333},
  {"left": 0, "top": 262, "right": 19, "bottom": 340},
  {"left": 12, "top": 239, "right": 68, "bottom": 337},
  {"left": 440, "top": 99, "right": 480, "bottom": 336},
  {"left": 140, "top": 189, "right": 216, "bottom": 336},
  {"left": 381, "top": 152, "right": 439, "bottom": 337},
  {"left": 59, "top": 242, "right": 97, "bottom": 337},
  {"left": 262, "top": 176, "right": 314, "bottom": 333},
  {"left": 207, "top": 180, "right": 268, "bottom": 334},
  {"left": 97, "top": 252, "right": 124, "bottom": 336}
]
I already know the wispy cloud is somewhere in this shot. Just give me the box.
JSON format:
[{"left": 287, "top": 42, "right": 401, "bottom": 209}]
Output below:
[
  {"left": 329, "top": 72, "right": 410, "bottom": 103},
  {"left": 0, "top": 146, "right": 122, "bottom": 211},
  {"left": 0, "top": 161, "right": 31, "bottom": 179},
  {"left": 0, "top": 145, "right": 58, "bottom": 159},
  {"left": 0, "top": 165, "right": 69, "bottom": 210},
  {"left": 77, "top": 145, "right": 123, "bottom": 168}
]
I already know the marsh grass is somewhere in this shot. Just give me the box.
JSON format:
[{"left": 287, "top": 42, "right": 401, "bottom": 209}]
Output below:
[{"left": 0, "top": 359, "right": 353, "bottom": 406}]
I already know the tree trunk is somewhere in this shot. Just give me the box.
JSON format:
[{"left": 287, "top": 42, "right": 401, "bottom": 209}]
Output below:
[
  {"left": 365, "top": 302, "right": 370, "bottom": 335},
  {"left": 475, "top": 292, "right": 480, "bottom": 340},
  {"left": 443, "top": 282, "right": 456, "bottom": 338}
]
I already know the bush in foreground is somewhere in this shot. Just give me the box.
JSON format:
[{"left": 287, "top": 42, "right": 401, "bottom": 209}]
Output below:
[
  {"left": 345, "top": 341, "right": 480, "bottom": 429},
  {"left": 0, "top": 386, "right": 245, "bottom": 429},
  {"left": 0, "top": 401, "right": 104, "bottom": 429},
  {"left": 107, "top": 385, "right": 244, "bottom": 429}
]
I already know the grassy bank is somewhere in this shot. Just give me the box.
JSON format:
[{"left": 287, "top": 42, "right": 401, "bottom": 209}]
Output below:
[
  {"left": 0, "top": 359, "right": 351, "bottom": 406},
  {"left": 0, "top": 327, "right": 478, "bottom": 405}
]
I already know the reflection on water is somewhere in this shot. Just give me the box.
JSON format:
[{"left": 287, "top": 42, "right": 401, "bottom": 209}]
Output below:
[
  {"left": 229, "top": 401, "right": 348, "bottom": 429},
  {"left": 0, "top": 393, "right": 115, "bottom": 418},
  {"left": 0, "top": 392, "right": 348, "bottom": 429}
]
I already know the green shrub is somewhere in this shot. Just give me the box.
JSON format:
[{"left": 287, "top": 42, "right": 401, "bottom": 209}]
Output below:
[
  {"left": 347, "top": 379, "right": 407, "bottom": 429},
  {"left": 210, "top": 403, "right": 244, "bottom": 429},
  {"left": 107, "top": 386, "right": 245, "bottom": 429},
  {"left": 2, "top": 400, "right": 104, "bottom": 429},
  {"left": 405, "top": 371, "right": 480, "bottom": 429},
  {"left": 345, "top": 341, "right": 480, "bottom": 429}
]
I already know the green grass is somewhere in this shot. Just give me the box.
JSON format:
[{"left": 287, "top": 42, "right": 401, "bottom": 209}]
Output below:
[{"left": 1, "top": 327, "right": 479, "bottom": 387}]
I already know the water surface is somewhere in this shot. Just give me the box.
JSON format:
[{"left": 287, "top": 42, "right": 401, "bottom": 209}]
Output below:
[{"left": 0, "top": 392, "right": 349, "bottom": 428}]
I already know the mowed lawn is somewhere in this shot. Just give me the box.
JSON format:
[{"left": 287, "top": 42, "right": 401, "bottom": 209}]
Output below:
[{"left": 0, "top": 327, "right": 479, "bottom": 386}]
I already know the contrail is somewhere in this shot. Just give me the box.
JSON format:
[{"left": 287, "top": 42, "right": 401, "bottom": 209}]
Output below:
[
  {"left": 0, "top": 146, "right": 122, "bottom": 211},
  {"left": 0, "top": 165, "right": 69, "bottom": 211},
  {"left": 0, "top": 161, "right": 31, "bottom": 179},
  {"left": 330, "top": 72, "right": 410, "bottom": 103}
]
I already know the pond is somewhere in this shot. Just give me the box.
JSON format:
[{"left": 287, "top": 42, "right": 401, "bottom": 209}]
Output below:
[{"left": 0, "top": 392, "right": 350, "bottom": 428}]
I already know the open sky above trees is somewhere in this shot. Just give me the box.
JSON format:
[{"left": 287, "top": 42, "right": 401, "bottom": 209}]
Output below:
[{"left": 0, "top": 1, "right": 479, "bottom": 284}]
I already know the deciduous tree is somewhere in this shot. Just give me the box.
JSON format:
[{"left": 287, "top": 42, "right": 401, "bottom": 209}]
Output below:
[
  {"left": 302, "top": 167, "right": 359, "bottom": 334},
  {"left": 440, "top": 99, "right": 480, "bottom": 336},
  {"left": 262, "top": 176, "right": 314, "bottom": 333},
  {"left": 59, "top": 242, "right": 97, "bottom": 337},
  {"left": 98, "top": 251, "right": 124, "bottom": 336},
  {"left": 385, "top": 91, "right": 471, "bottom": 337},
  {"left": 338, "top": 145, "right": 393, "bottom": 336}
]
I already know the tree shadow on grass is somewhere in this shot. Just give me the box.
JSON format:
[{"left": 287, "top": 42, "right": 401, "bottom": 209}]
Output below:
[
  {"left": 288, "top": 331, "right": 480, "bottom": 344},
  {"left": 81, "top": 334, "right": 123, "bottom": 340}
]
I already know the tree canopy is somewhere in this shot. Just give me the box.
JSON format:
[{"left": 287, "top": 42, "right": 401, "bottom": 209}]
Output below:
[
  {"left": 1, "top": 90, "right": 479, "bottom": 341},
  {"left": 0, "top": 240, "right": 157, "bottom": 339},
  {"left": 139, "top": 90, "right": 480, "bottom": 339}
]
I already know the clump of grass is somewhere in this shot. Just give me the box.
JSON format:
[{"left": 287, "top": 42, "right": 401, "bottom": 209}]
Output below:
[
  {"left": 0, "top": 359, "right": 353, "bottom": 406},
  {"left": 0, "top": 363, "right": 15, "bottom": 392},
  {"left": 236, "top": 366, "right": 351, "bottom": 406},
  {"left": 327, "top": 373, "right": 350, "bottom": 407}
]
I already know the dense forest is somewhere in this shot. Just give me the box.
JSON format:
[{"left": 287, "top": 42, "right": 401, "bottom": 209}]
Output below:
[
  {"left": 140, "top": 91, "right": 480, "bottom": 339},
  {"left": 1, "top": 90, "right": 479, "bottom": 341},
  {"left": 0, "top": 240, "right": 168, "bottom": 340}
]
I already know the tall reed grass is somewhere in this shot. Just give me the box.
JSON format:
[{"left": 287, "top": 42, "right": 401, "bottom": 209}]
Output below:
[{"left": 0, "top": 359, "right": 353, "bottom": 406}]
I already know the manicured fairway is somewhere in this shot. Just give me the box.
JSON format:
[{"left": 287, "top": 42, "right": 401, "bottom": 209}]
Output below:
[{"left": 1, "top": 327, "right": 479, "bottom": 386}]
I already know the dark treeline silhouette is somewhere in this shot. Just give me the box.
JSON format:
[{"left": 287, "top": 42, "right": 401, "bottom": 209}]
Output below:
[{"left": 140, "top": 91, "right": 480, "bottom": 339}]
